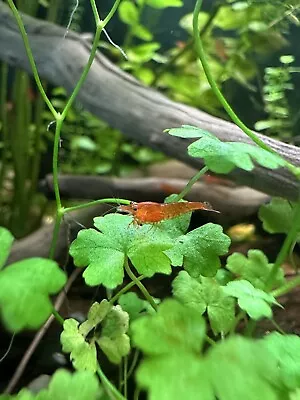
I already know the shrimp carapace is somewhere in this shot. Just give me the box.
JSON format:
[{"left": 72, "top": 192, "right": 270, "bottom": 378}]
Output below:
[{"left": 117, "top": 201, "right": 219, "bottom": 225}]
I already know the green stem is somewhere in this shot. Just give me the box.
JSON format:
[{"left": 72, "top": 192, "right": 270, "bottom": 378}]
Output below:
[
  {"left": 266, "top": 200, "right": 300, "bottom": 291},
  {"left": 152, "top": 2, "right": 222, "bottom": 86},
  {"left": 289, "top": 240, "right": 298, "bottom": 273},
  {"left": 122, "top": 350, "right": 139, "bottom": 385},
  {"left": 230, "top": 311, "right": 246, "bottom": 336},
  {"left": 244, "top": 319, "right": 256, "bottom": 337},
  {"left": 0, "top": 63, "right": 9, "bottom": 192},
  {"left": 192, "top": 0, "right": 300, "bottom": 178},
  {"left": 271, "top": 276, "right": 300, "bottom": 298},
  {"left": 124, "top": 260, "right": 158, "bottom": 311},
  {"left": 64, "top": 198, "right": 131, "bottom": 214},
  {"left": 97, "top": 365, "right": 126, "bottom": 400},
  {"left": 123, "top": 356, "right": 128, "bottom": 398},
  {"left": 49, "top": 210, "right": 64, "bottom": 259},
  {"left": 206, "top": 335, "right": 216, "bottom": 346},
  {"left": 52, "top": 118, "right": 64, "bottom": 210},
  {"left": 52, "top": 308, "right": 64, "bottom": 326},
  {"left": 6, "top": 0, "right": 57, "bottom": 118},
  {"left": 109, "top": 276, "right": 146, "bottom": 305},
  {"left": 61, "top": 0, "right": 121, "bottom": 119},
  {"left": 49, "top": 0, "right": 121, "bottom": 259},
  {"left": 174, "top": 166, "right": 209, "bottom": 201},
  {"left": 134, "top": 388, "right": 141, "bottom": 400}
]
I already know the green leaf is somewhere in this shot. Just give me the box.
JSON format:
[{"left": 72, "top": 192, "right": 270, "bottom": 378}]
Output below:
[
  {"left": 226, "top": 250, "right": 285, "bottom": 290},
  {"left": 0, "top": 227, "right": 14, "bottom": 270},
  {"left": 96, "top": 305, "right": 130, "bottom": 364},
  {"left": 262, "top": 332, "right": 300, "bottom": 391},
  {"left": 168, "top": 223, "right": 230, "bottom": 277},
  {"left": 223, "top": 280, "right": 280, "bottom": 320},
  {"left": 168, "top": 125, "right": 287, "bottom": 174},
  {"left": 62, "top": 302, "right": 130, "bottom": 368},
  {"left": 44, "top": 369, "right": 102, "bottom": 400},
  {"left": 79, "top": 300, "right": 112, "bottom": 337},
  {"left": 61, "top": 318, "right": 97, "bottom": 372},
  {"left": 172, "top": 271, "right": 235, "bottom": 335},
  {"left": 136, "top": 353, "right": 214, "bottom": 400},
  {"left": 214, "top": 4, "right": 250, "bottom": 30},
  {"left": 145, "top": 0, "right": 183, "bottom": 9},
  {"left": 132, "top": 299, "right": 206, "bottom": 356},
  {"left": 118, "top": 0, "right": 139, "bottom": 25},
  {"left": 69, "top": 214, "right": 173, "bottom": 288},
  {"left": 127, "top": 43, "right": 160, "bottom": 64},
  {"left": 207, "top": 336, "right": 280, "bottom": 400},
  {"left": 118, "top": 292, "right": 150, "bottom": 321},
  {"left": 71, "top": 136, "right": 96, "bottom": 152},
  {"left": 132, "top": 24, "right": 153, "bottom": 41},
  {"left": 259, "top": 198, "right": 299, "bottom": 238},
  {"left": 0, "top": 258, "right": 66, "bottom": 332},
  {"left": 1, "top": 369, "right": 102, "bottom": 400}
]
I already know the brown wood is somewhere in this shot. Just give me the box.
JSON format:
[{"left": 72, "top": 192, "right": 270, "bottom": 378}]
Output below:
[{"left": 0, "top": 2, "right": 300, "bottom": 199}]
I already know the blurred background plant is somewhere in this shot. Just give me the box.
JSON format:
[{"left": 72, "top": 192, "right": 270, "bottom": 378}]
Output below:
[{"left": 1, "top": 0, "right": 300, "bottom": 238}]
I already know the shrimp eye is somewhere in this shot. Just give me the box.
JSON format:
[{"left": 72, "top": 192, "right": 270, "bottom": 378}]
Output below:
[{"left": 130, "top": 202, "right": 138, "bottom": 211}]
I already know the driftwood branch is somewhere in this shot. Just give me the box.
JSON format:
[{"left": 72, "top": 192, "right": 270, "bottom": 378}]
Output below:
[
  {"left": 9, "top": 170, "right": 269, "bottom": 263},
  {"left": 0, "top": 2, "right": 300, "bottom": 199},
  {"left": 42, "top": 173, "right": 270, "bottom": 219}
]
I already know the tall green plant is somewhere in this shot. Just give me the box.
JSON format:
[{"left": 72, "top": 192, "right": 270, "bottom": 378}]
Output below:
[
  {"left": 2, "top": 1, "right": 300, "bottom": 399},
  {"left": 0, "top": 0, "right": 62, "bottom": 237}
]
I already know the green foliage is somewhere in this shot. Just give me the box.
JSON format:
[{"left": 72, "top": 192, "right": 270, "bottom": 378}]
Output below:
[
  {"left": 207, "top": 336, "right": 281, "bottom": 400},
  {"left": 259, "top": 197, "right": 300, "bottom": 237},
  {"left": 132, "top": 302, "right": 298, "bottom": 400},
  {"left": 172, "top": 271, "right": 235, "bottom": 335},
  {"left": 0, "top": 369, "right": 102, "bottom": 400},
  {"left": 0, "top": 227, "right": 14, "bottom": 269},
  {"left": 132, "top": 299, "right": 206, "bottom": 355},
  {"left": 61, "top": 300, "right": 130, "bottom": 369},
  {"left": 69, "top": 214, "right": 173, "bottom": 287},
  {"left": 0, "top": 257, "right": 66, "bottom": 332},
  {"left": 4, "top": 0, "right": 300, "bottom": 398},
  {"left": 136, "top": 353, "right": 213, "bottom": 400},
  {"left": 168, "top": 125, "right": 287, "bottom": 174},
  {"left": 223, "top": 280, "right": 281, "bottom": 320},
  {"left": 226, "top": 249, "right": 285, "bottom": 290},
  {"left": 118, "top": 292, "right": 155, "bottom": 320},
  {"left": 262, "top": 332, "right": 300, "bottom": 391},
  {"left": 255, "top": 55, "right": 300, "bottom": 139},
  {"left": 167, "top": 223, "right": 230, "bottom": 277}
]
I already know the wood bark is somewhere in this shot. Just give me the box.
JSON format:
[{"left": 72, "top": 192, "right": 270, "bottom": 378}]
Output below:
[{"left": 0, "top": 2, "right": 300, "bottom": 199}]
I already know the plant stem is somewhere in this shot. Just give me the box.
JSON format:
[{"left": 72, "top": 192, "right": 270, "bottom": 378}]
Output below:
[
  {"left": 230, "top": 311, "right": 246, "bottom": 336},
  {"left": 174, "top": 166, "right": 209, "bottom": 201},
  {"left": 244, "top": 319, "right": 256, "bottom": 337},
  {"left": 52, "top": 117, "right": 63, "bottom": 211},
  {"left": 265, "top": 200, "right": 300, "bottom": 290},
  {"left": 62, "top": 0, "right": 121, "bottom": 119},
  {"left": 109, "top": 276, "right": 146, "bottom": 305},
  {"left": 152, "top": 2, "right": 222, "bottom": 86},
  {"left": 97, "top": 365, "right": 126, "bottom": 400},
  {"left": 49, "top": 209, "right": 64, "bottom": 259},
  {"left": 123, "top": 356, "right": 128, "bottom": 398},
  {"left": 271, "top": 276, "right": 300, "bottom": 298},
  {"left": 52, "top": 308, "right": 64, "bottom": 326},
  {"left": 192, "top": 0, "right": 300, "bottom": 178},
  {"left": 206, "top": 335, "right": 216, "bottom": 346},
  {"left": 7, "top": 0, "right": 57, "bottom": 118},
  {"left": 0, "top": 63, "right": 9, "bottom": 194},
  {"left": 124, "top": 260, "right": 157, "bottom": 311},
  {"left": 64, "top": 198, "right": 131, "bottom": 214},
  {"left": 122, "top": 350, "right": 139, "bottom": 384}
]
